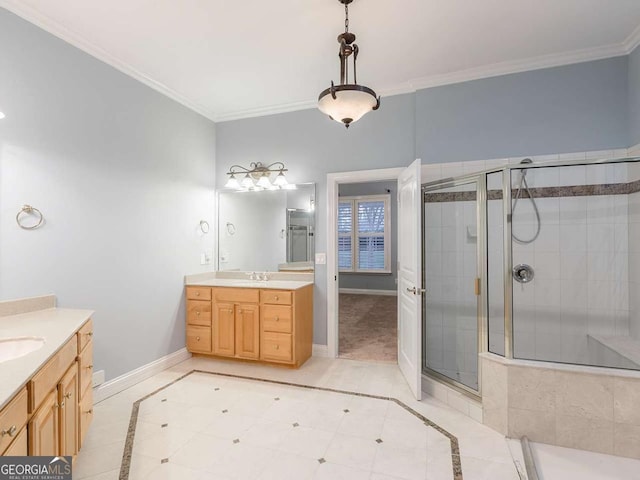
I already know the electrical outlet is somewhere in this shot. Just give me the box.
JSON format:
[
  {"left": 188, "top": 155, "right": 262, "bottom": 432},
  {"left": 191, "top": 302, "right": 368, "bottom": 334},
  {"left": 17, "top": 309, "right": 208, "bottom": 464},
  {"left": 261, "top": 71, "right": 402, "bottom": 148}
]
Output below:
[{"left": 92, "top": 370, "right": 105, "bottom": 388}]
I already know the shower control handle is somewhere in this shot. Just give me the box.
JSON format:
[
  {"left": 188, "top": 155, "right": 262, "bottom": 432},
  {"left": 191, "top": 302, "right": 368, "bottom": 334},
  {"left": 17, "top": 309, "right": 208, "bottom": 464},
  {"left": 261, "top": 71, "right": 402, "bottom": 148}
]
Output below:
[{"left": 513, "top": 264, "right": 535, "bottom": 284}]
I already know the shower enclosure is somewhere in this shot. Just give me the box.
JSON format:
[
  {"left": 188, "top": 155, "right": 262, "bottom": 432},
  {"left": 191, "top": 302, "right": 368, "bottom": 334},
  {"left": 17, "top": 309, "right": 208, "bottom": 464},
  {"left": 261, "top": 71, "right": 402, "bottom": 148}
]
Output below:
[{"left": 422, "top": 156, "right": 640, "bottom": 397}]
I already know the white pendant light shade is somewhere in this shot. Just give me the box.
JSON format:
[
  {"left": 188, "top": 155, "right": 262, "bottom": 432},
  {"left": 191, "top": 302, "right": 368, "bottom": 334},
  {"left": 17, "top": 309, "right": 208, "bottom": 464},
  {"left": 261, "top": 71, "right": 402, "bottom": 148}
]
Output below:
[
  {"left": 318, "top": 86, "right": 379, "bottom": 127},
  {"left": 273, "top": 171, "right": 288, "bottom": 187},
  {"left": 257, "top": 174, "right": 272, "bottom": 188},
  {"left": 225, "top": 174, "right": 240, "bottom": 189},
  {"left": 241, "top": 174, "right": 255, "bottom": 189}
]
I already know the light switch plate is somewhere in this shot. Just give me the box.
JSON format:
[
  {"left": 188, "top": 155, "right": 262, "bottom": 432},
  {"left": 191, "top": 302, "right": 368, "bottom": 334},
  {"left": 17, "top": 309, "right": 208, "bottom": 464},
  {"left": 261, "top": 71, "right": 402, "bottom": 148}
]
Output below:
[{"left": 315, "top": 253, "right": 326, "bottom": 265}]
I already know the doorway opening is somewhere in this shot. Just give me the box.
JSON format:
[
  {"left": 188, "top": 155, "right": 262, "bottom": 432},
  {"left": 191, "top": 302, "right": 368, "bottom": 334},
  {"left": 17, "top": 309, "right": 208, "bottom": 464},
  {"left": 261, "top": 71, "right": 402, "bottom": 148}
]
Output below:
[{"left": 337, "top": 180, "right": 398, "bottom": 362}]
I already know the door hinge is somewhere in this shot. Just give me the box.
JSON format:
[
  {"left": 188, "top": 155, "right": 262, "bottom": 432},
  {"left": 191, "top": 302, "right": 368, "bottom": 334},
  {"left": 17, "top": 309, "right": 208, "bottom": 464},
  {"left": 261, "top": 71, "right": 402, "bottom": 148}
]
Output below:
[{"left": 474, "top": 278, "right": 481, "bottom": 296}]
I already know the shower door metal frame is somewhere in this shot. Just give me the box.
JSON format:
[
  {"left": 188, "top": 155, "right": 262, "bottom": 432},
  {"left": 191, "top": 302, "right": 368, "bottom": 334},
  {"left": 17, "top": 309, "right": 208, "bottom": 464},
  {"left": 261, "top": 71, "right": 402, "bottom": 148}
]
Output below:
[{"left": 421, "top": 173, "right": 488, "bottom": 399}]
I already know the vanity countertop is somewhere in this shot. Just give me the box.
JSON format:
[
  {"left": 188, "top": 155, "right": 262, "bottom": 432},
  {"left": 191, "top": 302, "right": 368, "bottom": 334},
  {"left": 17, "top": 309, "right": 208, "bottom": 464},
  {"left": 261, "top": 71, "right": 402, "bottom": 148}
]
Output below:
[
  {"left": 0, "top": 307, "right": 93, "bottom": 410},
  {"left": 187, "top": 278, "right": 314, "bottom": 290}
]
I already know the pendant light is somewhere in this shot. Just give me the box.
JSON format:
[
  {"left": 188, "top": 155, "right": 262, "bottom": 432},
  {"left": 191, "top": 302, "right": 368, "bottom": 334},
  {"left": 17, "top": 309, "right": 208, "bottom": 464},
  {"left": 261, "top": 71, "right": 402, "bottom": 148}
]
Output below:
[{"left": 318, "top": 0, "right": 380, "bottom": 128}]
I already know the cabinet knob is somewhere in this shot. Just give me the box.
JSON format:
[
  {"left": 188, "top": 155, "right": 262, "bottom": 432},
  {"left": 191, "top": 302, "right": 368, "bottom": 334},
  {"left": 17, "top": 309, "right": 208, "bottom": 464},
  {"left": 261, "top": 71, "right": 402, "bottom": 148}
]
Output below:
[
  {"left": 1, "top": 425, "right": 16, "bottom": 437},
  {"left": 196, "top": 336, "right": 201, "bottom": 341},
  {"left": 275, "top": 316, "right": 279, "bottom": 321},
  {"left": 195, "top": 291, "right": 200, "bottom": 296},
  {"left": 65, "top": 392, "right": 72, "bottom": 399},
  {"left": 274, "top": 296, "right": 279, "bottom": 301},
  {"left": 86, "top": 332, "right": 93, "bottom": 337},
  {"left": 59, "top": 401, "right": 65, "bottom": 408},
  {"left": 86, "top": 409, "right": 93, "bottom": 415},
  {"left": 275, "top": 345, "right": 280, "bottom": 350},
  {"left": 196, "top": 311, "right": 201, "bottom": 316},
  {"left": 238, "top": 310, "right": 243, "bottom": 314},
  {"left": 228, "top": 309, "right": 233, "bottom": 314},
  {"left": 86, "top": 365, "right": 93, "bottom": 370}
]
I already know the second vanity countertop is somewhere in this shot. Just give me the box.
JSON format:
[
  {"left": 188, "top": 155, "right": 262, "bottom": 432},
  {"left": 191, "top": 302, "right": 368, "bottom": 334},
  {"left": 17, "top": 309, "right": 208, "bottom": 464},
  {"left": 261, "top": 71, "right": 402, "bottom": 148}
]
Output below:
[
  {"left": 0, "top": 307, "right": 93, "bottom": 410},
  {"left": 187, "top": 278, "right": 314, "bottom": 290}
]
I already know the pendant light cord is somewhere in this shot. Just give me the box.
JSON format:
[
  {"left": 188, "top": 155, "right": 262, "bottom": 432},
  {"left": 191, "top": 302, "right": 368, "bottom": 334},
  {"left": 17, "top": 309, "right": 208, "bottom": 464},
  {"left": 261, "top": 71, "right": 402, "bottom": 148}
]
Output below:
[{"left": 345, "top": 3, "right": 349, "bottom": 32}]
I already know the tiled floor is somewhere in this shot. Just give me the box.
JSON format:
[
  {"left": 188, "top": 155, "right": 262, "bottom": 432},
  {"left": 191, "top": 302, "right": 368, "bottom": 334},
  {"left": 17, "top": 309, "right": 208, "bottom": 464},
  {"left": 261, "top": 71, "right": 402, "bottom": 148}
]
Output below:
[{"left": 74, "top": 356, "right": 522, "bottom": 480}]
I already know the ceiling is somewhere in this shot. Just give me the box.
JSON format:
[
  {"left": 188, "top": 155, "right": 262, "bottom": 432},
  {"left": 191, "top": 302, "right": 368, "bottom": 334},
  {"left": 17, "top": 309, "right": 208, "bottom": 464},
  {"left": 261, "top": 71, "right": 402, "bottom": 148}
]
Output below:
[{"left": 2, "top": 0, "right": 640, "bottom": 122}]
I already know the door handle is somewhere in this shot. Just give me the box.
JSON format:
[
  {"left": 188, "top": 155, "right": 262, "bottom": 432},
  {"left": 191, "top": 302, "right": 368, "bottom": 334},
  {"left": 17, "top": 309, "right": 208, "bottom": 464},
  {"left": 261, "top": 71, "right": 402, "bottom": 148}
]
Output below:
[{"left": 406, "top": 286, "right": 426, "bottom": 295}]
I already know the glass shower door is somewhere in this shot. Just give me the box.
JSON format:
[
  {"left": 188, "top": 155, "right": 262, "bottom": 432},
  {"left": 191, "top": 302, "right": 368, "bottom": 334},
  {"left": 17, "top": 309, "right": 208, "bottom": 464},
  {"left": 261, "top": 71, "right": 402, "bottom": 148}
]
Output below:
[{"left": 423, "top": 179, "right": 481, "bottom": 392}]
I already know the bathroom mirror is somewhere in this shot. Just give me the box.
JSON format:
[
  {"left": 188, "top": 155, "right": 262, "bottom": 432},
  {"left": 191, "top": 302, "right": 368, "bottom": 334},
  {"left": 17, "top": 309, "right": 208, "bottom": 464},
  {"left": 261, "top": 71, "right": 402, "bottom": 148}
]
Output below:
[{"left": 217, "top": 183, "right": 315, "bottom": 273}]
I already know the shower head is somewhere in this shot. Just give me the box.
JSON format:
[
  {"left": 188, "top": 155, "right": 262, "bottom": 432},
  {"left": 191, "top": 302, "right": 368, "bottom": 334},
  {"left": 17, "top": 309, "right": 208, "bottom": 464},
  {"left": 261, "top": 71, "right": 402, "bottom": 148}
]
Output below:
[
  {"left": 520, "top": 158, "right": 533, "bottom": 164},
  {"left": 519, "top": 158, "right": 533, "bottom": 178}
]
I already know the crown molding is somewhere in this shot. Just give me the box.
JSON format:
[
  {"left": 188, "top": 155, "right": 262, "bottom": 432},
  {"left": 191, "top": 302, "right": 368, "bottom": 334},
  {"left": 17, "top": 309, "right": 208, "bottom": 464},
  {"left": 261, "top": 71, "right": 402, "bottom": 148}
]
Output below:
[
  {"left": 408, "top": 43, "right": 627, "bottom": 92},
  {"left": 0, "top": 0, "right": 217, "bottom": 122},
  {"left": 624, "top": 23, "right": 640, "bottom": 54},
  {"left": 214, "top": 98, "right": 317, "bottom": 123}
]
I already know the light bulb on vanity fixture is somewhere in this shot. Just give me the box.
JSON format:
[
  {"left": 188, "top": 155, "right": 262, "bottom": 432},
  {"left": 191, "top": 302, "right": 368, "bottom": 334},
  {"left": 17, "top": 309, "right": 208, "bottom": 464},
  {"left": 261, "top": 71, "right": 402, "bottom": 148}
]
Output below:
[
  {"left": 0, "top": 111, "right": 5, "bottom": 120},
  {"left": 225, "top": 162, "right": 290, "bottom": 191}
]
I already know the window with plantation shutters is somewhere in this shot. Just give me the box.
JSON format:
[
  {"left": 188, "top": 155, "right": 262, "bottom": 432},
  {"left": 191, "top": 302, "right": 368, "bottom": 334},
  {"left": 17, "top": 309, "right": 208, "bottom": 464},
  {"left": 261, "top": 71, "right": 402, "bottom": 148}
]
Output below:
[{"left": 338, "top": 195, "right": 391, "bottom": 273}]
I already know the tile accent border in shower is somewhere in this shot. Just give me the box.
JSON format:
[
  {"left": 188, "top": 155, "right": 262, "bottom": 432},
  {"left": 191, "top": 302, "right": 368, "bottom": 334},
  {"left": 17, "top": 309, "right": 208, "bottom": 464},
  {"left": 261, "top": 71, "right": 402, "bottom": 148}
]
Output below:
[
  {"left": 425, "top": 180, "right": 640, "bottom": 202},
  {"left": 118, "top": 369, "right": 464, "bottom": 480}
]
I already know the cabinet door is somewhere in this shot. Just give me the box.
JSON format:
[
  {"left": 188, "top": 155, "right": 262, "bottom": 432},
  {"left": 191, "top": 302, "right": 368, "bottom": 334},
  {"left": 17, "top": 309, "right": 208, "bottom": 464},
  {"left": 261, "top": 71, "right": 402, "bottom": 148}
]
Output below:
[
  {"left": 28, "top": 390, "right": 59, "bottom": 456},
  {"left": 213, "top": 302, "right": 235, "bottom": 357},
  {"left": 235, "top": 304, "right": 259, "bottom": 359},
  {"left": 59, "top": 363, "right": 78, "bottom": 457}
]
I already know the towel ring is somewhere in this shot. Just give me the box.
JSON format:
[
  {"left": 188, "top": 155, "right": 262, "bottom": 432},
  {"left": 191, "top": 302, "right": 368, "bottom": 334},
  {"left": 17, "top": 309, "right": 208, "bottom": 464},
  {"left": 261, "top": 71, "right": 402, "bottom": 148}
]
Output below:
[
  {"left": 226, "top": 222, "right": 236, "bottom": 236},
  {"left": 199, "top": 220, "right": 210, "bottom": 234},
  {"left": 16, "top": 205, "right": 44, "bottom": 230}
]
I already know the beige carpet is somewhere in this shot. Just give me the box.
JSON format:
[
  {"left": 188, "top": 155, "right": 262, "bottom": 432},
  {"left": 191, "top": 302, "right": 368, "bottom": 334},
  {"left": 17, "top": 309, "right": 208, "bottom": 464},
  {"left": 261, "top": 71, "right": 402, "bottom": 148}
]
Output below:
[{"left": 338, "top": 294, "right": 397, "bottom": 362}]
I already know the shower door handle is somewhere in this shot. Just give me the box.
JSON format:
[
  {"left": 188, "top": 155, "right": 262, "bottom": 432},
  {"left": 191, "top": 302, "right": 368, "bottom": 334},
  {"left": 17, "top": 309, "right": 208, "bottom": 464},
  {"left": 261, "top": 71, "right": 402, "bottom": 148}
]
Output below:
[{"left": 406, "top": 286, "right": 426, "bottom": 295}]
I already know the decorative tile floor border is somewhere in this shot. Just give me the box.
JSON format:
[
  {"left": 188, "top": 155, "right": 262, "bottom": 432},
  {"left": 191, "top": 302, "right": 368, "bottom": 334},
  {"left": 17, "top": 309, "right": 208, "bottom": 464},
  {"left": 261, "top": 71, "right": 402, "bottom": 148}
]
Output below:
[{"left": 118, "top": 369, "right": 463, "bottom": 480}]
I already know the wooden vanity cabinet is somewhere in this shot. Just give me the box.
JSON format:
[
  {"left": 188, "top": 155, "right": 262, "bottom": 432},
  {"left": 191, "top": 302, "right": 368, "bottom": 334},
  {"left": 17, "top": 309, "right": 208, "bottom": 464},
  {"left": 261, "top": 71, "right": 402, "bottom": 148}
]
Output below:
[
  {"left": 0, "top": 318, "right": 94, "bottom": 458},
  {"left": 0, "top": 387, "right": 28, "bottom": 455},
  {"left": 186, "top": 284, "right": 313, "bottom": 368},
  {"left": 211, "top": 289, "right": 260, "bottom": 360}
]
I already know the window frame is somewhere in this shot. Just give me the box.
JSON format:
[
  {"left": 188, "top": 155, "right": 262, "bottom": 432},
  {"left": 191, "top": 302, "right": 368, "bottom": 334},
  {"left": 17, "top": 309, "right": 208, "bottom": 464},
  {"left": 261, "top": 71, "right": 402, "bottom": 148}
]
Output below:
[{"left": 338, "top": 194, "right": 391, "bottom": 274}]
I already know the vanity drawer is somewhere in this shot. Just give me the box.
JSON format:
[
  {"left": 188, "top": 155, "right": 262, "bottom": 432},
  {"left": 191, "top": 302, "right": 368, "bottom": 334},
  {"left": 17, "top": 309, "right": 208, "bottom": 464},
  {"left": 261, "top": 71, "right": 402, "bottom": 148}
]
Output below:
[
  {"left": 261, "top": 305, "right": 293, "bottom": 334},
  {"left": 187, "top": 326, "right": 212, "bottom": 353},
  {"left": 78, "top": 341, "right": 93, "bottom": 397},
  {"left": 213, "top": 288, "right": 259, "bottom": 304},
  {"left": 0, "top": 387, "right": 28, "bottom": 455},
  {"left": 77, "top": 319, "right": 93, "bottom": 354},
  {"left": 187, "top": 300, "right": 212, "bottom": 326},
  {"left": 3, "top": 426, "right": 27, "bottom": 456},
  {"left": 29, "top": 337, "right": 77, "bottom": 413},
  {"left": 187, "top": 286, "right": 212, "bottom": 301},
  {"left": 260, "top": 290, "right": 292, "bottom": 305},
  {"left": 261, "top": 332, "right": 292, "bottom": 363}
]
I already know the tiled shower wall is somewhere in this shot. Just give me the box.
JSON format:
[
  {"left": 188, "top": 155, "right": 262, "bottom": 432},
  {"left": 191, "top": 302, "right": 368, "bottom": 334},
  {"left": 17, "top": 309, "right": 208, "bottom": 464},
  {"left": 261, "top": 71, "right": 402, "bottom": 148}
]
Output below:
[
  {"left": 629, "top": 161, "right": 640, "bottom": 341},
  {"left": 510, "top": 161, "right": 629, "bottom": 365}
]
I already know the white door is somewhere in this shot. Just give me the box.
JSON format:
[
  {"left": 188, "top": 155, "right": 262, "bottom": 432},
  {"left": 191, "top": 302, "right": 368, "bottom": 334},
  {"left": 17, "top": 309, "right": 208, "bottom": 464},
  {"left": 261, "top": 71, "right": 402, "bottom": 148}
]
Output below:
[{"left": 397, "top": 159, "right": 422, "bottom": 400}]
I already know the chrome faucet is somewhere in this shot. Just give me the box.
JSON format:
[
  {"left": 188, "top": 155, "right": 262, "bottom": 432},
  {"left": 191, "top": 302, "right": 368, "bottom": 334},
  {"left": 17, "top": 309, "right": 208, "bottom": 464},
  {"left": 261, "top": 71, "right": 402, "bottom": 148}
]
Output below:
[
  {"left": 247, "top": 271, "right": 258, "bottom": 281},
  {"left": 258, "top": 272, "right": 271, "bottom": 281}
]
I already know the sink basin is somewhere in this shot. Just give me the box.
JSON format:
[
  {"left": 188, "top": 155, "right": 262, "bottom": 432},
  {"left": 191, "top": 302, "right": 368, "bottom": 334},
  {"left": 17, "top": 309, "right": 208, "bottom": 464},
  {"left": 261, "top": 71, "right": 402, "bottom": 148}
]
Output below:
[{"left": 0, "top": 337, "right": 45, "bottom": 363}]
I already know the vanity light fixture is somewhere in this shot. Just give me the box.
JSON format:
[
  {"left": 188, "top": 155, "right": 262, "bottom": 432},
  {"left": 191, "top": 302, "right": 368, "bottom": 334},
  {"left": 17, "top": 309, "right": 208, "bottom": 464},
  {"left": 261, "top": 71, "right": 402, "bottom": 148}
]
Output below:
[
  {"left": 225, "top": 162, "right": 289, "bottom": 191},
  {"left": 0, "top": 112, "right": 5, "bottom": 120},
  {"left": 317, "top": 0, "right": 380, "bottom": 128}
]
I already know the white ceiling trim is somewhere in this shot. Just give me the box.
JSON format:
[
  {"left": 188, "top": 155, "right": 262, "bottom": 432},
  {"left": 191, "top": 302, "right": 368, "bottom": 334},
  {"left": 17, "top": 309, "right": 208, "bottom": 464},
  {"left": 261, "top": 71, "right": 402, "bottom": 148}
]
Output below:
[
  {"left": 0, "top": 0, "right": 217, "bottom": 122},
  {"left": 408, "top": 43, "right": 627, "bottom": 92},
  {"left": 625, "top": 23, "right": 640, "bottom": 53}
]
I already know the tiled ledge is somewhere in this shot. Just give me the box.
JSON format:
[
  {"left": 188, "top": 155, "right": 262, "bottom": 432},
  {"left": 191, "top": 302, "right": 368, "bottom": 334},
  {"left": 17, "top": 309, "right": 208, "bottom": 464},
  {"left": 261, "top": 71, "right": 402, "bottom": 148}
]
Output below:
[{"left": 480, "top": 353, "right": 640, "bottom": 459}]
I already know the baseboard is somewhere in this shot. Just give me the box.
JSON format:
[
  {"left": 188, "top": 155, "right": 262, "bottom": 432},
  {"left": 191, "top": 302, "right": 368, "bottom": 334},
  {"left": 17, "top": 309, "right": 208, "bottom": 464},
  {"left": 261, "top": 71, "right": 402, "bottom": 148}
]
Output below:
[
  {"left": 93, "top": 347, "right": 192, "bottom": 404},
  {"left": 312, "top": 344, "right": 329, "bottom": 357},
  {"left": 339, "top": 288, "right": 397, "bottom": 296}
]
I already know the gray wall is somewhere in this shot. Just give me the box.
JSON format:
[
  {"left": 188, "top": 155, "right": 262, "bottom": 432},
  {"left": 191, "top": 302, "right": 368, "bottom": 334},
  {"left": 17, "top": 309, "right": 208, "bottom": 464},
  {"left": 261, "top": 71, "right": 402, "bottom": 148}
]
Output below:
[
  {"left": 0, "top": 8, "right": 216, "bottom": 380},
  {"left": 217, "top": 57, "right": 630, "bottom": 346},
  {"left": 338, "top": 181, "right": 397, "bottom": 291},
  {"left": 630, "top": 45, "right": 640, "bottom": 147},
  {"left": 416, "top": 57, "right": 630, "bottom": 163}
]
